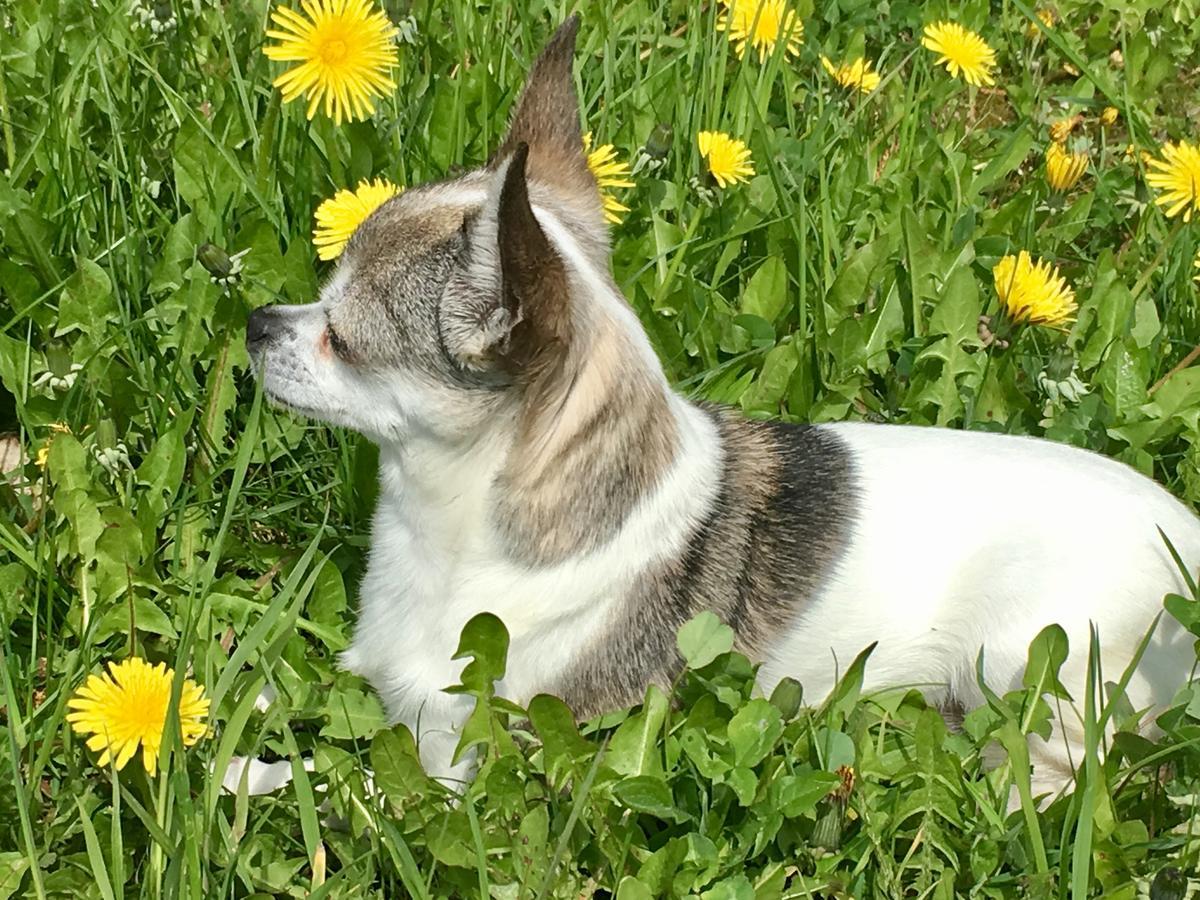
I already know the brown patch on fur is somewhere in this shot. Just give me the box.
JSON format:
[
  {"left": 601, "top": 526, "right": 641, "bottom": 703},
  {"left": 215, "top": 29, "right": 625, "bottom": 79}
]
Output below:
[
  {"left": 551, "top": 409, "right": 857, "bottom": 717},
  {"left": 493, "top": 314, "right": 678, "bottom": 566},
  {"left": 493, "top": 17, "right": 593, "bottom": 198}
]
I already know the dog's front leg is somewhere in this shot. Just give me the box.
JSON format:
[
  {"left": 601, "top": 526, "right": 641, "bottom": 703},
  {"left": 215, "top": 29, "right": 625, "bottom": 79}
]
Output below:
[{"left": 408, "top": 694, "right": 479, "bottom": 791}]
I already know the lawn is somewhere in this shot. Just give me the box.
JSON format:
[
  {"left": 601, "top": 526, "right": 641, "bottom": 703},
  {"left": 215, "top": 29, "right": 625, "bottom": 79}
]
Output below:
[{"left": 3, "top": 0, "right": 1200, "bottom": 896}]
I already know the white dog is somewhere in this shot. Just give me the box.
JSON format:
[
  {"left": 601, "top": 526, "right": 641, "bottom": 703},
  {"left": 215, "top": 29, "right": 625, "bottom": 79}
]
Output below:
[{"left": 247, "top": 17, "right": 1200, "bottom": 799}]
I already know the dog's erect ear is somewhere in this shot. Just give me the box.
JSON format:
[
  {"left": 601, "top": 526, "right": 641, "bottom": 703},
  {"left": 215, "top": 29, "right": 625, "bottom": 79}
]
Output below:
[
  {"left": 497, "top": 142, "right": 572, "bottom": 375},
  {"left": 492, "top": 16, "right": 598, "bottom": 209},
  {"left": 441, "top": 144, "right": 572, "bottom": 379}
]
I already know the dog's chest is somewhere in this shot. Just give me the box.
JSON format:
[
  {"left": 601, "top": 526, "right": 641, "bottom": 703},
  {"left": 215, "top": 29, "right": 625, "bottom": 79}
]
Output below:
[{"left": 342, "top": 502, "right": 619, "bottom": 727}]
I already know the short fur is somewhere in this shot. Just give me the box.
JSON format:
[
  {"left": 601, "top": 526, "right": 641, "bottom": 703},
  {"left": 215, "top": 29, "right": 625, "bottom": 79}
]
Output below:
[
  {"left": 247, "top": 17, "right": 1200, "bottom": 801},
  {"left": 553, "top": 409, "right": 855, "bottom": 716}
]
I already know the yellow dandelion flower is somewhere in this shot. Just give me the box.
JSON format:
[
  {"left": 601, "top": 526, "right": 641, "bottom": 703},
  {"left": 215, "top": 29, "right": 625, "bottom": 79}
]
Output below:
[
  {"left": 698, "top": 131, "right": 755, "bottom": 188},
  {"left": 584, "top": 132, "right": 635, "bottom": 225},
  {"left": 993, "top": 251, "right": 1076, "bottom": 329},
  {"left": 1045, "top": 141, "right": 1088, "bottom": 192},
  {"left": 921, "top": 21, "right": 997, "bottom": 86},
  {"left": 820, "top": 56, "right": 882, "bottom": 95},
  {"left": 35, "top": 445, "right": 50, "bottom": 469},
  {"left": 1100, "top": 106, "right": 1118, "bottom": 126},
  {"left": 1146, "top": 141, "right": 1200, "bottom": 222},
  {"left": 67, "top": 658, "right": 209, "bottom": 777},
  {"left": 1026, "top": 8, "right": 1055, "bottom": 38},
  {"left": 312, "top": 177, "right": 401, "bottom": 260},
  {"left": 263, "top": 0, "right": 399, "bottom": 126},
  {"left": 1049, "top": 115, "right": 1083, "bottom": 143},
  {"left": 717, "top": 0, "right": 804, "bottom": 62}
]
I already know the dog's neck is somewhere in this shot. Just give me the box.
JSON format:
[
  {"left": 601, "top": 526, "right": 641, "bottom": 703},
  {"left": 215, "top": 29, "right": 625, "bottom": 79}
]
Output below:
[{"left": 375, "top": 341, "right": 679, "bottom": 574}]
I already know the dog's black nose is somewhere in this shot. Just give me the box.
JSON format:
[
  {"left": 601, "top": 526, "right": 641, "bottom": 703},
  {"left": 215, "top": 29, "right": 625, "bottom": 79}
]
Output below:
[{"left": 246, "top": 307, "right": 275, "bottom": 349}]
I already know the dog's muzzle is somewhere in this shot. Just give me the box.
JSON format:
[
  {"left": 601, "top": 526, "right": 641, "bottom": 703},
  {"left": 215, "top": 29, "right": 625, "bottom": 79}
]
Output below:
[{"left": 246, "top": 306, "right": 281, "bottom": 355}]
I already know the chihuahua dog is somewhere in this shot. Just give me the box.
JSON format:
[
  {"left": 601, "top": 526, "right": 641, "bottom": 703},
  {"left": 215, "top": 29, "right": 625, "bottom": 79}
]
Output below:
[{"left": 248, "top": 17, "right": 1200, "bottom": 798}]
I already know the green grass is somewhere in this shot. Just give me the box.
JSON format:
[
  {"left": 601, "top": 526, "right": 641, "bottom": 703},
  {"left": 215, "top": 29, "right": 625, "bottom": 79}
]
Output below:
[{"left": 4, "top": 0, "right": 1200, "bottom": 895}]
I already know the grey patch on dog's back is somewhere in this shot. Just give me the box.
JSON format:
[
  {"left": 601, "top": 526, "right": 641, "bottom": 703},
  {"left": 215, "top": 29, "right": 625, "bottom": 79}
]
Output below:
[{"left": 552, "top": 406, "right": 859, "bottom": 716}]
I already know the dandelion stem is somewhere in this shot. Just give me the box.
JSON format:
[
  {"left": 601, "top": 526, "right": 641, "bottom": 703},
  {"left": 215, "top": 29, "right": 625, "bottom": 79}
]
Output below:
[
  {"left": 255, "top": 90, "right": 282, "bottom": 195},
  {"left": 1130, "top": 218, "right": 1185, "bottom": 301},
  {"left": 1149, "top": 343, "right": 1200, "bottom": 396},
  {"left": 653, "top": 206, "right": 705, "bottom": 309},
  {"left": 1134, "top": 219, "right": 1189, "bottom": 395},
  {"left": 0, "top": 58, "right": 16, "bottom": 172}
]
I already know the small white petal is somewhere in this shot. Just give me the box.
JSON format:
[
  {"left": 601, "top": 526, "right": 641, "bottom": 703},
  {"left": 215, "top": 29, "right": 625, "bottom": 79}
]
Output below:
[{"left": 253, "top": 684, "right": 278, "bottom": 713}]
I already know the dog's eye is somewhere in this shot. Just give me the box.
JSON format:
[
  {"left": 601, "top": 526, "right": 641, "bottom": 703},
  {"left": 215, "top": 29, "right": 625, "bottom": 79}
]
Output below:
[{"left": 327, "top": 324, "right": 351, "bottom": 360}]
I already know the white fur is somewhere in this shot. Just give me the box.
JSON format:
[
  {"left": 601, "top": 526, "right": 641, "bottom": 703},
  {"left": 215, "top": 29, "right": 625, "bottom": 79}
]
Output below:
[{"left": 759, "top": 422, "right": 1200, "bottom": 792}]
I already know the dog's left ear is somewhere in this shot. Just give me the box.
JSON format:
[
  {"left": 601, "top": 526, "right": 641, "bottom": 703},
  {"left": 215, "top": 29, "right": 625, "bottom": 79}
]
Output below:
[
  {"left": 495, "top": 142, "right": 572, "bottom": 376},
  {"left": 491, "top": 16, "right": 603, "bottom": 239},
  {"left": 441, "top": 144, "right": 573, "bottom": 380}
]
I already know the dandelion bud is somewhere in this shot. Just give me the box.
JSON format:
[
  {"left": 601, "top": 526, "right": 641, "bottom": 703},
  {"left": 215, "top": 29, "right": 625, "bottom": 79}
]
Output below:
[
  {"left": 197, "top": 242, "right": 233, "bottom": 278},
  {"left": 1150, "top": 868, "right": 1187, "bottom": 900},
  {"left": 644, "top": 123, "right": 673, "bottom": 161}
]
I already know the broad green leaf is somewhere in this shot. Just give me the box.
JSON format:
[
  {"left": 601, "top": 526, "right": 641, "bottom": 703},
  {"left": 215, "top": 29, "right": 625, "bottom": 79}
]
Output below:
[
  {"left": 701, "top": 875, "right": 754, "bottom": 900},
  {"left": 320, "top": 687, "right": 385, "bottom": 740},
  {"left": 677, "top": 611, "right": 735, "bottom": 669},
  {"left": 1079, "top": 256, "right": 1135, "bottom": 371},
  {"left": 967, "top": 127, "right": 1034, "bottom": 200},
  {"left": 901, "top": 208, "right": 937, "bottom": 335},
  {"left": 1165, "top": 593, "right": 1200, "bottom": 637},
  {"left": 451, "top": 612, "right": 509, "bottom": 691},
  {"left": 771, "top": 771, "right": 841, "bottom": 818},
  {"left": 615, "top": 877, "right": 655, "bottom": 900},
  {"left": 426, "top": 809, "right": 475, "bottom": 868},
  {"left": 137, "top": 424, "right": 187, "bottom": 518},
  {"left": 55, "top": 257, "right": 114, "bottom": 339},
  {"left": 721, "top": 766, "right": 757, "bottom": 806},
  {"left": 1130, "top": 295, "right": 1161, "bottom": 350},
  {"left": 371, "top": 725, "right": 430, "bottom": 805},
  {"left": 741, "top": 340, "right": 798, "bottom": 415},
  {"left": 0, "top": 333, "right": 30, "bottom": 399},
  {"left": 740, "top": 256, "right": 789, "bottom": 325},
  {"left": 94, "top": 597, "right": 177, "bottom": 641},
  {"left": 613, "top": 775, "right": 689, "bottom": 822},
  {"left": 607, "top": 683, "right": 669, "bottom": 777},
  {"left": 726, "top": 699, "right": 783, "bottom": 767},
  {"left": 0, "top": 853, "right": 30, "bottom": 900},
  {"left": 1023, "top": 624, "right": 1071, "bottom": 701},
  {"left": 527, "top": 693, "right": 593, "bottom": 784},
  {"left": 864, "top": 282, "right": 905, "bottom": 373}
]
